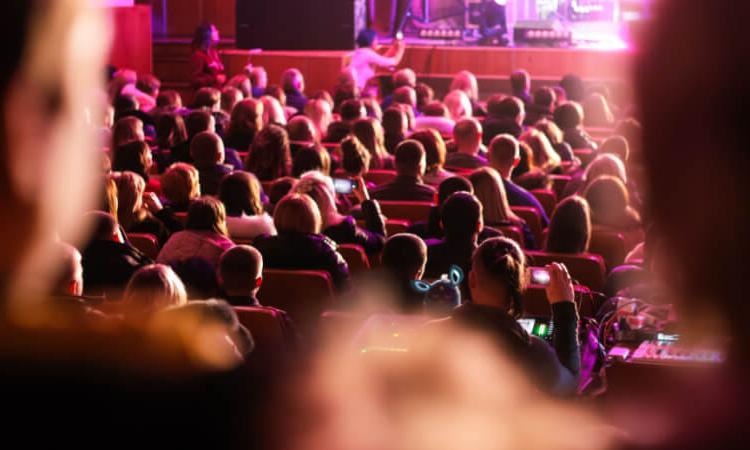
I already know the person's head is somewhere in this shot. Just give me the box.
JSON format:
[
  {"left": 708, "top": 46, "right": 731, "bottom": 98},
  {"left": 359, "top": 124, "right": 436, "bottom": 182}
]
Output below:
[
  {"left": 437, "top": 176, "right": 473, "bottom": 206},
  {"left": 584, "top": 175, "right": 634, "bottom": 225},
  {"left": 614, "top": 118, "right": 641, "bottom": 153},
  {"left": 218, "top": 245, "right": 263, "bottom": 297},
  {"left": 112, "top": 116, "right": 144, "bottom": 148},
  {"left": 393, "top": 68, "right": 417, "bottom": 88},
  {"left": 533, "top": 86, "right": 556, "bottom": 112},
  {"left": 156, "top": 90, "right": 183, "bottom": 110},
  {"left": 394, "top": 139, "right": 426, "bottom": 177},
  {"left": 185, "top": 109, "right": 216, "bottom": 141},
  {"left": 292, "top": 144, "right": 328, "bottom": 177},
  {"left": 352, "top": 117, "right": 386, "bottom": 159},
  {"left": 267, "top": 176, "right": 296, "bottom": 212},
  {"left": 114, "top": 171, "right": 146, "bottom": 228},
  {"left": 534, "top": 119, "right": 564, "bottom": 145},
  {"left": 415, "top": 82, "right": 435, "bottom": 111},
  {"left": 122, "top": 264, "right": 188, "bottom": 315},
  {"left": 560, "top": 74, "right": 585, "bottom": 102},
  {"left": 281, "top": 68, "right": 305, "bottom": 94},
  {"left": 100, "top": 174, "right": 119, "bottom": 218},
  {"left": 190, "top": 131, "right": 225, "bottom": 168},
  {"left": 453, "top": 118, "right": 483, "bottom": 154},
  {"left": 582, "top": 93, "right": 614, "bottom": 126},
  {"left": 356, "top": 28, "right": 378, "bottom": 48},
  {"left": 441, "top": 191, "right": 483, "bottom": 241},
  {"left": 450, "top": 70, "right": 479, "bottom": 102},
  {"left": 218, "top": 170, "right": 264, "bottom": 217},
  {"left": 469, "top": 237, "right": 527, "bottom": 317},
  {"left": 227, "top": 73, "right": 252, "bottom": 98},
  {"left": 444, "top": 90, "right": 472, "bottom": 121},
  {"left": 382, "top": 106, "right": 408, "bottom": 138},
  {"left": 489, "top": 96, "right": 524, "bottom": 125},
  {"left": 136, "top": 73, "right": 160, "bottom": 98},
  {"left": 249, "top": 66, "right": 268, "bottom": 90},
  {"left": 228, "top": 98, "right": 263, "bottom": 139},
  {"left": 584, "top": 153, "right": 627, "bottom": 186},
  {"left": 192, "top": 22, "right": 219, "bottom": 50},
  {"left": 273, "top": 193, "right": 322, "bottom": 234},
  {"left": 423, "top": 101, "right": 449, "bottom": 118},
  {"left": 245, "top": 124, "right": 291, "bottom": 181},
  {"left": 186, "top": 196, "right": 228, "bottom": 236},
  {"left": 340, "top": 135, "right": 371, "bottom": 177},
  {"left": 304, "top": 99, "right": 333, "bottom": 137},
  {"left": 113, "top": 93, "right": 139, "bottom": 117},
  {"left": 264, "top": 85, "right": 286, "bottom": 107},
  {"left": 600, "top": 135, "right": 630, "bottom": 162},
  {"left": 50, "top": 242, "right": 83, "bottom": 297},
  {"left": 392, "top": 86, "right": 417, "bottom": 110},
  {"left": 161, "top": 163, "right": 200, "bottom": 209},
  {"left": 519, "top": 128, "right": 561, "bottom": 170},
  {"left": 340, "top": 99, "right": 366, "bottom": 122},
  {"left": 410, "top": 129, "right": 447, "bottom": 173},
  {"left": 510, "top": 69, "right": 531, "bottom": 95},
  {"left": 87, "top": 211, "right": 122, "bottom": 243},
  {"left": 221, "top": 86, "right": 243, "bottom": 114},
  {"left": 382, "top": 233, "right": 428, "bottom": 282},
  {"left": 488, "top": 134, "right": 520, "bottom": 179},
  {"left": 156, "top": 112, "right": 187, "bottom": 149},
  {"left": 545, "top": 196, "right": 591, "bottom": 254},
  {"left": 112, "top": 140, "right": 153, "bottom": 179},
  {"left": 193, "top": 87, "right": 221, "bottom": 111},
  {"left": 553, "top": 101, "right": 584, "bottom": 130},
  {"left": 469, "top": 167, "right": 519, "bottom": 225},
  {"left": 552, "top": 86, "right": 567, "bottom": 107},
  {"left": 292, "top": 171, "right": 339, "bottom": 228},
  {"left": 287, "top": 115, "right": 318, "bottom": 142}
]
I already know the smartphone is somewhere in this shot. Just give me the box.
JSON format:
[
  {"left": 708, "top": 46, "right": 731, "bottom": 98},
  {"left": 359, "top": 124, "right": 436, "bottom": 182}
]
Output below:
[
  {"left": 395, "top": 31, "right": 404, "bottom": 40},
  {"left": 517, "top": 318, "right": 554, "bottom": 340},
  {"left": 529, "top": 267, "right": 551, "bottom": 286},
  {"left": 333, "top": 178, "right": 357, "bottom": 195}
]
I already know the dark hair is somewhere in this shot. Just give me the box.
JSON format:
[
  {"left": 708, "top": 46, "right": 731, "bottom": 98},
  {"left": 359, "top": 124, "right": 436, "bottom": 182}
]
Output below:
[
  {"left": 489, "top": 96, "right": 523, "bottom": 120},
  {"left": 393, "top": 139, "right": 425, "bottom": 176},
  {"left": 193, "top": 87, "right": 221, "bottom": 110},
  {"left": 410, "top": 129, "right": 446, "bottom": 172},
  {"left": 545, "top": 196, "right": 591, "bottom": 254},
  {"left": 533, "top": 87, "right": 556, "bottom": 110},
  {"left": 156, "top": 113, "right": 187, "bottom": 149},
  {"left": 415, "top": 82, "right": 435, "bottom": 111},
  {"left": 156, "top": 90, "right": 182, "bottom": 109},
  {"left": 219, "top": 171, "right": 264, "bottom": 217},
  {"left": 560, "top": 74, "right": 585, "bottom": 102},
  {"left": 192, "top": 23, "right": 215, "bottom": 50},
  {"left": 340, "top": 99, "right": 365, "bottom": 122},
  {"left": 267, "top": 177, "right": 296, "bottom": 212},
  {"left": 340, "top": 135, "right": 371, "bottom": 176},
  {"left": 553, "top": 101, "right": 584, "bottom": 130},
  {"left": 356, "top": 28, "right": 377, "bottom": 48},
  {"left": 382, "top": 233, "right": 427, "bottom": 282},
  {"left": 245, "top": 124, "right": 291, "bottom": 181},
  {"left": 510, "top": 69, "right": 530, "bottom": 93},
  {"left": 472, "top": 237, "right": 528, "bottom": 318},
  {"left": 186, "top": 196, "right": 228, "bottom": 236},
  {"left": 113, "top": 94, "right": 138, "bottom": 119},
  {"left": 87, "top": 210, "right": 119, "bottom": 242},
  {"left": 190, "top": 131, "right": 223, "bottom": 168},
  {"left": 219, "top": 245, "right": 263, "bottom": 294},
  {"left": 136, "top": 73, "right": 161, "bottom": 97},
  {"left": 441, "top": 192, "right": 482, "bottom": 239},
  {"left": 437, "top": 176, "right": 473, "bottom": 206},
  {"left": 112, "top": 141, "right": 151, "bottom": 181},
  {"left": 382, "top": 107, "right": 407, "bottom": 154},
  {"left": 185, "top": 109, "right": 214, "bottom": 139},
  {"left": 227, "top": 98, "right": 262, "bottom": 150},
  {"left": 292, "top": 144, "right": 325, "bottom": 178},
  {"left": 287, "top": 116, "right": 317, "bottom": 142},
  {"left": 393, "top": 86, "right": 416, "bottom": 107}
]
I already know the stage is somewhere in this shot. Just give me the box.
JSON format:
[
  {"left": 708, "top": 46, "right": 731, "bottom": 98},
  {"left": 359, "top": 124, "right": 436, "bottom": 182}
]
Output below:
[{"left": 221, "top": 43, "right": 634, "bottom": 102}]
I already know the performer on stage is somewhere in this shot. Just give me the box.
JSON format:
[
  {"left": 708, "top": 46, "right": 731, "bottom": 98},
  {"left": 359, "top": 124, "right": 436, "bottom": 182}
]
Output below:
[
  {"left": 349, "top": 29, "right": 406, "bottom": 93},
  {"left": 478, "top": 0, "right": 510, "bottom": 45},
  {"left": 190, "top": 23, "right": 226, "bottom": 89}
]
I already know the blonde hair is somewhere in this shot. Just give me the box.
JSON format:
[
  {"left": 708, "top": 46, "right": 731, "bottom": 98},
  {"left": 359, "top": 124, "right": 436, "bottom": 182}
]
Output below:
[
  {"left": 292, "top": 172, "right": 341, "bottom": 229},
  {"left": 261, "top": 95, "right": 287, "bottom": 126},
  {"left": 273, "top": 193, "right": 322, "bottom": 234},
  {"left": 123, "top": 264, "right": 187, "bottom": 314},
  {"left": 584, "top": 154, "right": 628, "bottom": 186},
  {"left": 450, "top": 70, "right": 479, "bottom": 102},
  {"left": 160, "top": 163, "right": 200, "bottom": 208},
  {"left": 469, "top": 167, "right": 521, "bottom": 225},
  {"left": 444, "top": 90, "right": 472, "bottom": 121},
  {"left": 520, "top": 128, "right": 561, "bottom": 172},
  {"left": 114, "top": 171, "right": 146, "bottom": 229}
]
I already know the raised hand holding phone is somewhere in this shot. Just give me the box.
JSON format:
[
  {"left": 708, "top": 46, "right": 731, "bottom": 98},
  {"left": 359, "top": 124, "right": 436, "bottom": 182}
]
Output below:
[
  {"left": 544, "top": 263, "right": 575, "bottom": 305},
  {"left": 350, "top": 176, "right": 369, "bottom": 203}
]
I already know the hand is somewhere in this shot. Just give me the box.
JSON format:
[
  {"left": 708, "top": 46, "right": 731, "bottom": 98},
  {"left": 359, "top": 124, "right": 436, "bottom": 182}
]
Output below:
[
  {"left": 351, "top": 176, "right": 369, "bottom": 203},
  {"left": 544, "top": 263, "right": 575, "bottom": 304},
  {"left": 143, "top": 192, "right": 163, "bottom": 212}
]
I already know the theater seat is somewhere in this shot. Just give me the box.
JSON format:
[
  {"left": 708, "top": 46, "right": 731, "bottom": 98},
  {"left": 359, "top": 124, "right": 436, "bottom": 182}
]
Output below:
[
  {"left": 589, "top": 229, "right": 627, "bottom": 270},
  {"left": 494, "top": 224, "right": 525, "bottom": 248},
  {"left": 233, "top": 306, "right": 290, "bottom": 361},
  {"left": 511, "top": 206, "right": 544, "bottom": 245},
  {"left": 525, "top": 251, "right": 606, "bottom": 292},
  {"left": 549, "top": 174, "right": 572, "bottom": 199},
  {"left": 385, "top": 219, "right": 410, "bottom": 236},
  {"left": 174, "top": 212, "right": 187, "bottom": 226},
  {"left": 379, "top": 201, "right": 434, "bottom": 223},
  {"left": 338, "top": 243, "right": 370, "bottom": 274},
  {"left": 127, "top": 233, "right": 159, "bottom": 259},
  {"left": 531, "top": 189, "right": 557, "bottom": 218},
  {"left": 364, "top": 170, "right": 397, "bottom": 186},
  {"left": 257, "top": 269, "right": 335, "bottom": 334},
  {"left": 573, "top": 148, "right": 595, "bottom": 166}
]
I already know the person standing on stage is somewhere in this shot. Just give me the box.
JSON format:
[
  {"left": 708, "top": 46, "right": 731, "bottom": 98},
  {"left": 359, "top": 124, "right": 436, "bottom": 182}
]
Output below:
[
  {"left": 190, "top": 23, "right": 226, "bottom": 89},
  {"left": 349, "top": 29, "right": 406, "bottom": 93}
]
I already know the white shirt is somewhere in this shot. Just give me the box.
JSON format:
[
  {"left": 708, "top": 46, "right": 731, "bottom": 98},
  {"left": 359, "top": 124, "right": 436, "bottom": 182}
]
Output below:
[
  {"left": 349, "top": 47, "right": 399, "bottom": 90},
  {"left": 226, "top": 213, "right": 276, "bottom": 241}
]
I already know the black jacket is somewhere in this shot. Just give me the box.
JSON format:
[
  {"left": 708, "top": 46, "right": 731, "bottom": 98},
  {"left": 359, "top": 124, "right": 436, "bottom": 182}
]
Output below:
[
  {"left": 81, "top": 239, "right": 153, "bottom": 299},
  {"left": 408, "top": 206, "right": 504, "bottom": 243},
  {"left": 370, "top": 175, "right": 436, "bottom": 202},
  {"left": 253, "top": 232, "right": 350, "bottom": 292},
  {"left": 451, "top": 302, "right": 580, "bottom": 395},
  {"left": 482, "top": 117, "right": 523, "bottom": 145},
  {"left": 323, "top": 200, "right": 385, "bottom": 256}
]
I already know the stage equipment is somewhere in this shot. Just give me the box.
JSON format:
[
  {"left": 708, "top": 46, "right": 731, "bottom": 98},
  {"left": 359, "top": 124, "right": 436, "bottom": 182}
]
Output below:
[{"left": 513, "top": 20, "right": 572, "bottom": 46}]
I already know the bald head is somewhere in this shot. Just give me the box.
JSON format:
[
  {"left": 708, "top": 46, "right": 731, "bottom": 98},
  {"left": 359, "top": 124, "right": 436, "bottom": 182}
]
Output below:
[
  {"left": 218, "top": 245, "right": 263, "bottom": 296},
  {"left": 453, "top": 118, "right": 482, "bottom": 155},
  {"left": 393, "top": 68, "right": 416, "bottom": 88},
  {"left": 488, "top": 134, "right": 520, "bottom": 179},
  {"left": 394, "top": 140, "right": 427, "bottom": 177}
]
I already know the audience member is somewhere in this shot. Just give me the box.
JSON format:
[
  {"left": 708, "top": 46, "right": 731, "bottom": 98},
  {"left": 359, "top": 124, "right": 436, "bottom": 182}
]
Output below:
[
  {"left": 219, "top": 171, "right": 276, "bottom": 241},
  {"left": 519, "top": 128, "right": 562, "bottom": 174},
  {"left": 534, "top": 119, "right": 576, "bottom": 162},
  {"left": 217, "top": 245, "right": 264, "bottom": 307},
  {"left": 292, "top": 143, "right": 330, "bottom": 177},
  {"left": 483, "top": 95, "right": 524, "bottom": 143},
  {"left": 248, "top": 66, "right": 268, "bottom": 98},
  {"left": 510, "top": 69, "right": 533, "bottom": 106},
  {"left": 444, "top": 89, "right": 473, "bottom": 121},
  {"left": 583, "top": 93, "right": 615, "bottom": 128},
  {"left": 450, "top": 70, "right": 485, "bottom": 116},
  {"left": 352, "top": 117, "right": 393, "bottom": 170},
  {"left": 410, "top": 129, "right": 453, "bottom": 186},
  {"left": 325, "top": 99, "right": 365, "bottom": 143},
  {"left": 584, "top": 175, "right": 641, "bottom": 230},
  {"left": 122, "top": 264, "right": 188, "bottom": 316},
  {"left": 245, "top": 124, "right": 292, "bottom": 181},
  {"left": 115, "top": 171, "right": 181, "bottom": 245},
  {"left": 304, "top": 99, "right": 333, "bottom": 140},
  {"left": 381, "top": 233, "right": 428, "bottom": 313},
  {"left": 553, "top": 101, "right": 597, "bottom": 150},
  {"left": 446, "top": 118, "right": 487, "bottom": 169},
  {"left": 414, "top": 101, "right": 455, "bottom": 135},
  {"left": 225, "top": 98, "right": 263, "bottom": 152},
  {"left": 381, "top": 106, "right": 408, "bottom": 154},
  {"left": 190, "top": 131, "right": 232, "bottom": 196},
  {"left": 524, "top": 86, "right": 556, "bottom": 126},
  {"left": 160, "top": 162, "right": 200, "bottom": 212},
  {"left": 340, "top": 135, "right": 371, "bottom": 177},
  {"left": 281, "top": 68, "right": 308, "bottom": 112},
  {"left": 545, "top": 196, "right": 591, "bottom": 254},
  {"left": 371, "top": 140, "right": 436, "bottom": 202}
]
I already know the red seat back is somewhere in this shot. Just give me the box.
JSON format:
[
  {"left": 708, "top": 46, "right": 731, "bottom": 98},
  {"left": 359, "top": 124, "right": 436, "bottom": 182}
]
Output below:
[
  {"left": 589, "top": 229, "right": 627, "bottom": 270},
  {"left": 127, "top": 233, "right": 159, "bottom": 259},
  {"left": 573, "top": 148, "right": 595, "bottom": 166},
  {"left": 549, "top": 174, "right": 572, "bottom": 199},
  {"left": 511, "top": 206, "right": 544, "bottom": 246},
  {"left": 363, "top": 170, "right": 397, "bottom": 186},
  {"left": 257, "top": 269, "right": 335, "bottom": 334},
  {"left": 525, "top": 251, "right": 606, "bottom": 292},
  {"left": 337, "top": 243, "right": 370, "bottom": 274},
  {"left": 174, "top": 211, "right": 187, "bottom": 226},
  {"left": 379, "top": 201, "right": 434, "bottom": 223},
  {"left": 233, "top": 306, "right": 289, "bottom": 360},
  {"left": 494, "top": 224, "right": 525, "bottom": 248},
  {"left": 530, "top": 189, "right": 557, "bottom": 218}
]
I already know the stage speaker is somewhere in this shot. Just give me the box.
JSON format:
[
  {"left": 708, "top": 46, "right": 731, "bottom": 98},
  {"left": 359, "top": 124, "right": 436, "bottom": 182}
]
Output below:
[{"left": 236, "top": 0, "right": 367, "bottom": 50}]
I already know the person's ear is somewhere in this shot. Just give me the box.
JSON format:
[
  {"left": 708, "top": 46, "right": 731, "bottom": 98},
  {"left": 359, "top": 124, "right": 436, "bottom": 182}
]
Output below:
[
  {"left": 512, "top": 157, "right": 520, "bottom": 168},
  {"left": 67, "top": 280, "right": 80, "bottom": 297},
  {"left": 255, "top": 276, "right": 263, "bottom": 289}
]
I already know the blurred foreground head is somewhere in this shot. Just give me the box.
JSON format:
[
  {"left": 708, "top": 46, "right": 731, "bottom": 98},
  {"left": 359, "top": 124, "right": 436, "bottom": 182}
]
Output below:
[{"left": 0, "top": 0, "right": 109, "bottom": 306}]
